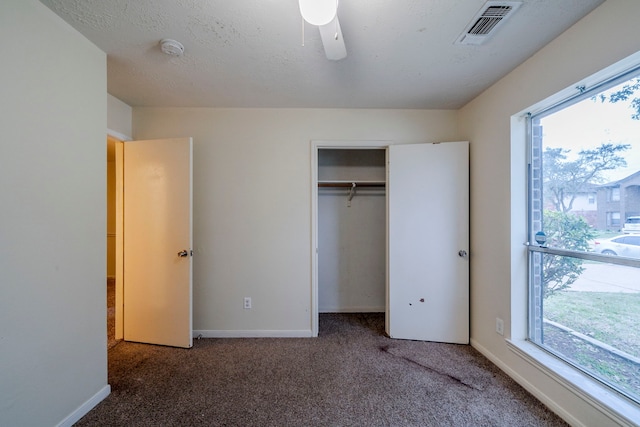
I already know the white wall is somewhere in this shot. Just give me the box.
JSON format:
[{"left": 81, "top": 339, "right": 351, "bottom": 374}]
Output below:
[
  {"left": 132, "top": 108, "right": 458, "bottom": 333},
  {"left": 459, "top": 1, "right": 640, "bottom": 425},
  {"left": 0, "top": 1, "right": 108, "bottom": 425},
  {"left": 318, "top": 190, "right": 386, "bottom": 312},
  {"left": 107, "top": 94, "right": 132, "bottom": 139}
]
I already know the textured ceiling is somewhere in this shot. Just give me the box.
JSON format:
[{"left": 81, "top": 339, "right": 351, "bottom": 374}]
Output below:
[{"left": 40, "top": 0, "right": 604, "bottom": 109}]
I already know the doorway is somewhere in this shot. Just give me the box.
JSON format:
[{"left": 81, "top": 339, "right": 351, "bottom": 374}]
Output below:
[
  {"left": 311, "top": 141, "right": 389, "bottom": 336},
  {"left": 107, "top": 135, "right": 124, "bottom": 348},
  {"left": 317, "top": 148, "right": 386, "bottom": 314},
  {"left": 107, "top": 137, "right": 116, "bottom": 347},
  {"left": 107, "top": 136, "right": 194, "bottom": 349}
]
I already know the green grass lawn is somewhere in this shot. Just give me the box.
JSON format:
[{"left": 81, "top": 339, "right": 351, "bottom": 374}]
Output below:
[
  {"left": 544, "top": 291, "right": 640, "bottom": 358},
  {"left": 594, "top": 231, "right": 623, "bottom": 239},
  {"left": 543, "top": 290, "right": 640, "bottom": 401}
]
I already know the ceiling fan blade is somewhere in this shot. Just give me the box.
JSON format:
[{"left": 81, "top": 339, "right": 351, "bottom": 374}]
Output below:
[{"left": 318, "top": 16, "right": 346, "bottom": 61}]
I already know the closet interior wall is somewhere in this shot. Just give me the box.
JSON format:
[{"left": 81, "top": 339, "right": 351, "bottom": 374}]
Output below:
[{"left": 318, "top": 149, "right": 386, "bottom": 313}]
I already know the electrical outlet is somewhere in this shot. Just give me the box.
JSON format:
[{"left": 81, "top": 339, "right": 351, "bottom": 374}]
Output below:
[
  {"left": 496, "top": 318, "right": 504, "bottom": 336},
  {"left": 243, "top": 297, "right": 252, "bottom": 309}
]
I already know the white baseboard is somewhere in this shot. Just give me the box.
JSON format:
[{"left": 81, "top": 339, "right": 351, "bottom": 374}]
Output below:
[
  {"left": 471, "top": 338, "right": 640, "bottom": 427},
  {"left": 471, "top": 338, "right": 583, "bottom": 426},
  {"left": 318, "top": 306, "right": 385, "bottom": 313},
  {"left": 194, "top": 329, "right": 314, "bottom": 338},
  {"left": 56, "top": 385, "right": 110, "bottom": 427}
]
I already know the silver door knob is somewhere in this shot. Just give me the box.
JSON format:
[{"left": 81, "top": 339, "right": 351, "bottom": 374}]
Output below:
[
  {"left": 458, "top": 250, "right": 468, "bottom": 258},
  {"left": 177, "top": 250, "right": 189, "bottom": 257}
]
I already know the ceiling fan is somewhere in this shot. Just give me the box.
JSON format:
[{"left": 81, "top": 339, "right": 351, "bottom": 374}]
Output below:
[{"left": 299, "top": 0, "right": 347, "bottom": 61}]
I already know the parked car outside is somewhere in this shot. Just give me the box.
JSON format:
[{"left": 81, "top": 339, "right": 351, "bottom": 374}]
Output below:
[
  {"left": 622, "top": 216, "right": 640, "bottom": 234},
  {"left": 592, "top": 235, "right": 640, "bottom": 258}
]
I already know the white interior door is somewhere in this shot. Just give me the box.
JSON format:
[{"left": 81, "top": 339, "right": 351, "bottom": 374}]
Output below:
[
  {"left": 124, "top": 137, "right": 193, "bottom": 348},
  {"left": 387, "top": 141, "right": 469, "bottom": 343}
]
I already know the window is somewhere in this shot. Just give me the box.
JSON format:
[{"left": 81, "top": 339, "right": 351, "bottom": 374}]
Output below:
[
  {"left": 610, "top": 187, "right": 621, "bottom": 201},
  {"left": 607, "top": 211, "right": 621, "bottom": 227},
  {"left": 528, "top": 69, "right": 640, "bottom": 404},
  {"left": 588, "top": 193, "right": 596, "bottom": 204}
]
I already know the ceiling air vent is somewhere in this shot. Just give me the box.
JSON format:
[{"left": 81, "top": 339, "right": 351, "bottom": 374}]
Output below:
[{"left": 455, "top": 1, "right": 522, "bottom": 46}]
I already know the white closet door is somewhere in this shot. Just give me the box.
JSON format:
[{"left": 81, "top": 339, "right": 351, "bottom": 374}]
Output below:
[{"left": 387, "top": 141, "right": 469, "bottom": 343}]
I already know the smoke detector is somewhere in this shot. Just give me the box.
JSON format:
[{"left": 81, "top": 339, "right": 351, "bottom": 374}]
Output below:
[
  {"left": 455, "top": 1, "right": 522, "bottom": 46},
  {"left": 160, "top": 39, "right": 184, "bottom": 57}
]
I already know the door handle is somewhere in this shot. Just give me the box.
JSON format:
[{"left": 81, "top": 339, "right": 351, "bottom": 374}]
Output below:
[
  {"left": 458, "top": 250, "right": 468, "bottom": 259},
  {"left": 177, "top": 250, "right": 189, "bottom": 257}
]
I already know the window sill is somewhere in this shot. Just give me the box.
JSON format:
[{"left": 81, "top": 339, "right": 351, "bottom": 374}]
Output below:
[{"left": 506, "top": 338, "right": 640, "bottom": 427}]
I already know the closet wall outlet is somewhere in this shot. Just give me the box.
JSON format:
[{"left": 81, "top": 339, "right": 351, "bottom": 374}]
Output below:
[
  {"left": 496, "top": 318, "right": 504, "bottom": 336},
  {"left": 243, "top": 297, "right": 252, "bottom": 309}
]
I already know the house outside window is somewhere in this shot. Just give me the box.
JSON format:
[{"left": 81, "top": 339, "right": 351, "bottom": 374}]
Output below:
[
  {"left": 527, "top": 69, "right": 640, "bottom": 405},
  {"left": 596, "top": 173, "right": 640, "bottom": 229}
]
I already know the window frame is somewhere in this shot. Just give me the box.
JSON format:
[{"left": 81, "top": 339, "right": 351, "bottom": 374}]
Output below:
[{"left": 526, "top": 75, "right": 640, "bottom": 399}]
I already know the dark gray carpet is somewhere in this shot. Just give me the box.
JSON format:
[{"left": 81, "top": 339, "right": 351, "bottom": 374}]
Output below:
[
  {"left": 107, "top": 278, "right": 118, "bottom": 350},
  {"left": 77, "top": 313, "right": 568, "bottom": 426}
]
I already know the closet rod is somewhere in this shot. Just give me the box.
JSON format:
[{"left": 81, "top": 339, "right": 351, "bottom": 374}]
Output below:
[{"left": 318, "top": 181, "right": 386, "bottom": 188}]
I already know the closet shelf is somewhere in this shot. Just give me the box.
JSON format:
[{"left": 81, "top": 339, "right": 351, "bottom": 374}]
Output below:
[{"left": 318, "top": 180, "right": 386, "bottom": 188}]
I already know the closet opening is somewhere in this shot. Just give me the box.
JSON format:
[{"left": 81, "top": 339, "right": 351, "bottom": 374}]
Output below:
[{"left": 313, "top": 145, "right": 388, "bottom": 335}]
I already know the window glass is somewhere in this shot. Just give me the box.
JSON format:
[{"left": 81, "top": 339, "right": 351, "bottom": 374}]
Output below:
[
  {"left": 607, "top": 212, "right": 621, "bottom": 228},
  {"left": 536, "top": 256, "right": 640, "bottom": 400},
  {"left": 529, "top": 71, "right": 640, "bottom": 403},
  {"left": 612, "top": 212, "right": 621, "bottom": 226},
  {"left": 611, "top": 187, "right": 621, "bottom": 201}
]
